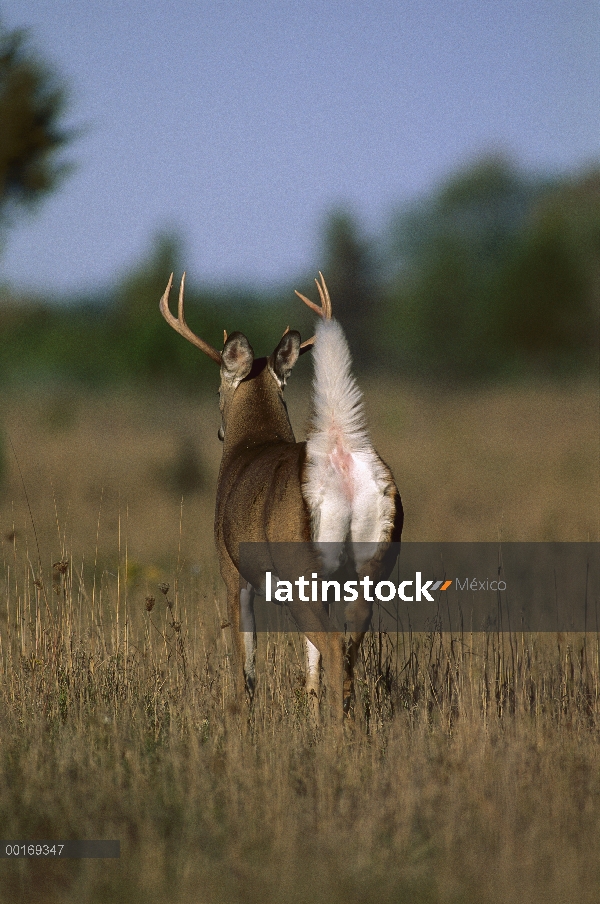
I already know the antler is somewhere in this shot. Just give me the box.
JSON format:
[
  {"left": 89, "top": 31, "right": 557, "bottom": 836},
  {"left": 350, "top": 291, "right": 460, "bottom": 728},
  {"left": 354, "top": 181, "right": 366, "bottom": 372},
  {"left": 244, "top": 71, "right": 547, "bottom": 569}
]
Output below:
[
  {"left": 159, "top": 273, "right": 222, "bottom": 364},
  {"left": 295, "top": 272, "right": 333, "bottom": 350}
]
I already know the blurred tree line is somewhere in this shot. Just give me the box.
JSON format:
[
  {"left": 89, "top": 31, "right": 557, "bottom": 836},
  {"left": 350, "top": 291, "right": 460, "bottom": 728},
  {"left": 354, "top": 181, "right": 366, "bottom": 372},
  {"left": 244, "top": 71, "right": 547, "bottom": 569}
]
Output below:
[
  {"left": 379, "top": 158, "right": 600, "bottom": 380},
  {"left": 2, "top": 156, "right": 598, "bottom": 389},
  {"left": 0, "top": 23, "right": 598, "bottom": 393}
]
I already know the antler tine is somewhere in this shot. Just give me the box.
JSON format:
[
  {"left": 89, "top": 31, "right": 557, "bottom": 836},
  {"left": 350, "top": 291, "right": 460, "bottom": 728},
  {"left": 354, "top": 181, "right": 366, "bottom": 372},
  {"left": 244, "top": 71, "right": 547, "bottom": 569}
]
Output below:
[
  {"left": 160, "top": 273, "right": 222, "bottom": 364},
  {"left": 294, "top": 289, "right": 324, "bottom": 317},
  {"left": 316, "top": 271, "right": 332, "bottom": 319},
  {"left": 177, "top": 271, "right": 186, "bottom": 322},
  {"left": 295, "top": 272, "right": 333, "bottom": 350}
]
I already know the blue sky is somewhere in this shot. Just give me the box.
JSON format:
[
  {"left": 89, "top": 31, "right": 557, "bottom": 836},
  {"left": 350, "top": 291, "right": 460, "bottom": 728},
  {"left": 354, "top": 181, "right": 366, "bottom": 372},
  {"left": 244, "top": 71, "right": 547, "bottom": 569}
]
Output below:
[{"left": 1, "top": 0, "right": 598, "bottom": 295}]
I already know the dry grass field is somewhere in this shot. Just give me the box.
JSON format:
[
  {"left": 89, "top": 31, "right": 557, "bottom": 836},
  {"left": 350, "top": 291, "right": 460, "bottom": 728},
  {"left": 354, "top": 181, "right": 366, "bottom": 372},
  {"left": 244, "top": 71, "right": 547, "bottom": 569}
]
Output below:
[{"left": 0, "top": 378, "right": 598, "bottom": 903}]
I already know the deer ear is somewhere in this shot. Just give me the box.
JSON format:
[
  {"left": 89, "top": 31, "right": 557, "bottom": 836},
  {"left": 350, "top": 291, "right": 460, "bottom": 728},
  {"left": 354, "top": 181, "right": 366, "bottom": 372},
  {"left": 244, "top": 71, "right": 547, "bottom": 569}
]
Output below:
[
  {"left": 270, "top": 330, "right": 300, "bottom": 386},
  {"left": 221, "top": 332, "right": 254, "bottom": 385}
]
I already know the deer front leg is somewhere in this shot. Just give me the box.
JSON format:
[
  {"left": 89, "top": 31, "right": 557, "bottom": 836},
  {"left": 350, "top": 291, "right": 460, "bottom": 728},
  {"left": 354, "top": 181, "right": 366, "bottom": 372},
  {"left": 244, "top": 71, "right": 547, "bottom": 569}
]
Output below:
[
  {"left": 221, "top": 563, "right": 254, "bottom": 708},
  {"left": 240, "top": 582, "right": 256, "bottom": 700}
]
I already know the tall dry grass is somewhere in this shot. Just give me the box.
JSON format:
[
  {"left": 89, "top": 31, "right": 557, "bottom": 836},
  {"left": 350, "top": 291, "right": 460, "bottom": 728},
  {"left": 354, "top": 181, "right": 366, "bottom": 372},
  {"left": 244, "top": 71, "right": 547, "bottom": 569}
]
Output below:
[{"left": 0, "top": 379, "right": 598, "bottom": 903}]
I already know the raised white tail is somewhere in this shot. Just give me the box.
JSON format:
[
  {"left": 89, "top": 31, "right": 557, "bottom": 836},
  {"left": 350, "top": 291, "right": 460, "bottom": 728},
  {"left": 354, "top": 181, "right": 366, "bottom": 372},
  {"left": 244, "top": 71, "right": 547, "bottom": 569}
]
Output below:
[
  {"left": 304, "top": 319, "right": 398, "bottom": 566},
  {"left": 309, "top": 319, "right": 369, "bottom": 456}
]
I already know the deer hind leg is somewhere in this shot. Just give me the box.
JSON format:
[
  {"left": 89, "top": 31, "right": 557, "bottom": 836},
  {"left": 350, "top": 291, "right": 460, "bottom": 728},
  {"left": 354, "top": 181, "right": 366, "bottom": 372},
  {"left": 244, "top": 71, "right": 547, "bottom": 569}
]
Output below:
[
  {"left": 303, "top": 630, "right": 344, "bottom": 727},
  {"left": 342, "top": 467, "right": 398, "bottom": 714},
  {"left": 342, "top": 633, "right": 365, "bottom": 716},
  {"left": 325, "top": 632, "right": 346, "bottom": 726},
  {"left": 342, "top": 589, "right": 373, "bottom": 716},
  {"left": 305, "top": 637, "right": 321, "bottom": 722}
]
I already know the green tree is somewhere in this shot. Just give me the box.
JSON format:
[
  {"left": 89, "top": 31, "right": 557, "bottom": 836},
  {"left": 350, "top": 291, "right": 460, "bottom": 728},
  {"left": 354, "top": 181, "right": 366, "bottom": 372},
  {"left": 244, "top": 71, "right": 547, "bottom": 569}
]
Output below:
[
  {"left": 381, "top": 157, "right": 580, "bottom": 379},
  {"left": 0, "top": 24, "right": 73, "bottom": 243},
  {"left": 501, "top": 170, "right": 600, "bottom": 372}
]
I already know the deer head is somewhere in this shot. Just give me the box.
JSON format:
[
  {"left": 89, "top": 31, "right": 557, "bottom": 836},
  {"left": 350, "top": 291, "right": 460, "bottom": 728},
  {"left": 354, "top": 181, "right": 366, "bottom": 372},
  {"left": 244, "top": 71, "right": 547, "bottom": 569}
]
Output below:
[{"left": 159, "top": 272, "right": 332, "bottom": 446}]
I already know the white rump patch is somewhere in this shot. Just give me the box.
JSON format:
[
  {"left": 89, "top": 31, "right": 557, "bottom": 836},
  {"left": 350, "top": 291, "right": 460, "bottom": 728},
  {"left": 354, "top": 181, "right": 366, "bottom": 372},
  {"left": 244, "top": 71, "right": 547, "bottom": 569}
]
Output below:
[{"left": 303, "top": 320, "right": 396, "bottom": 565}]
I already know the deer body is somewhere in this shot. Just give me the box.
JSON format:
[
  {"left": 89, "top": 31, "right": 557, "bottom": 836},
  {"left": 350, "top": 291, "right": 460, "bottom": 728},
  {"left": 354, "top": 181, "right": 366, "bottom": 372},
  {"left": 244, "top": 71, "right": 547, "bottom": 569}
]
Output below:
[{"left": 160, "top": 273, "right": 403, "bottom": 718}]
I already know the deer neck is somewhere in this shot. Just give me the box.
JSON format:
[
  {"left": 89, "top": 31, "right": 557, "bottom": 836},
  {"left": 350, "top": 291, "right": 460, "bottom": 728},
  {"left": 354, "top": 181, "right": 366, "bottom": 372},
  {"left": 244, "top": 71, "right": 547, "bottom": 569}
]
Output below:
[{"left": 221, "top": 361, "right": 296, "bottom": 460}]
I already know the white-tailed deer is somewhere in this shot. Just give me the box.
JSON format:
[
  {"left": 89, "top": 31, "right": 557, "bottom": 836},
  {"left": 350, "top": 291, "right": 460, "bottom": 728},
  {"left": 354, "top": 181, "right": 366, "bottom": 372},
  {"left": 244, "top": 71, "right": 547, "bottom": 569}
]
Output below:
[{"left": 160, "top": 272, "right": 403, "bottom": 719}]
